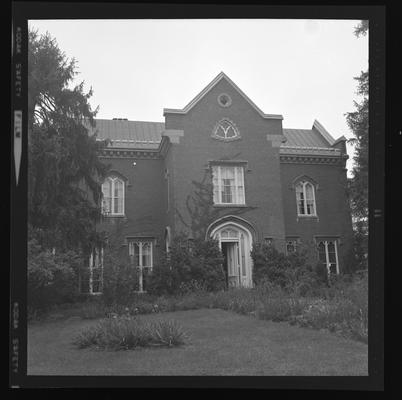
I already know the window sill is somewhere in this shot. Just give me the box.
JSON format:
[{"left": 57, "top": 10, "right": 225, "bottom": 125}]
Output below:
[
  {"left": 103, "top": 214, "right": 126, "bottom": 218},
  {"left": 213, "top": 204, "right": 248, "bottom": 208},
  {"left": 297, "top": 214, "right": 318, "bottom": 218}
]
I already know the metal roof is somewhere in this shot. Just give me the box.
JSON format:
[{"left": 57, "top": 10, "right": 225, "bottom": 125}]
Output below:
[
  {"left": 86, "top": 119, "right": 334, "bottom": 151},
  {"left": 282, "top": 128, "right": 332, "bottom": 148},
  {"left": 87, "top": 119, "right": 164, "bottom": 149}
]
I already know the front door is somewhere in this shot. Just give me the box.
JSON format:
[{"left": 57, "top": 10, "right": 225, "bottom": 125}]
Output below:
[
  {"left": 226, "top": 242, "right": 240, "bottom": 288},
  {"left": 213, "top": 224, "right": 253, "bottom": 288}
]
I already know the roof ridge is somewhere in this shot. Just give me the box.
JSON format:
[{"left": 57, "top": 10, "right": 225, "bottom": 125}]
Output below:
[
  {"left": 163, "top": 71, "right": 283, "bottom": 120},
  {"left": 94, "top": 118, "right": 164, "bottom": 124},
  {"left": 312, "top": 119, "right": 336, "bottom": 146}
]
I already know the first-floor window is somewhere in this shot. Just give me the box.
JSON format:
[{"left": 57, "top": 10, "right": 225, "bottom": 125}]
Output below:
[
  {"left": 128, "top": 240, "right": 153, "bottom": 292},
  {"left": 286, "top": 239, "right": 298, "bottom": 255},
  {"left": 264, "top": 237, "right": 274, "bottom": 246},
  {"left": 317, "top": 239, "right": 339, "bottom": 275},
  {"left": 80, "top": 247, "right": 104, "bottom": 294}
]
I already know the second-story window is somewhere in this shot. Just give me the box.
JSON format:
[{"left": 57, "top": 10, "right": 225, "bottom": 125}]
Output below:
[
  {"left": 212, "top": 165, "right": 245, "bottom": 205},
  {"left": 295, "top": 181, "right": 316, "bottom": 216},
  {"left": 102, "top": 176, "right": 125, "bottom": 216}
]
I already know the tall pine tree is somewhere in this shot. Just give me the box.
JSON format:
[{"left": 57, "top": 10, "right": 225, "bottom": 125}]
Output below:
[
  {"left": 345, "top": 21, "right": 368, "bottom": 270},
  {"left": 28, "top": 28, "right": 109, "bottom": 253}
]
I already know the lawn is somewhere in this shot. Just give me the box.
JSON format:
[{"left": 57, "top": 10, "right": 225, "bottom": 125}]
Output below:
[{"left": 28, "top": 308, "right": 368, "bottom": 376}]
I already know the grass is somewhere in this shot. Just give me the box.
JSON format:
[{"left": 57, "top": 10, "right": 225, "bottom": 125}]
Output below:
[
  {"left": 29, "top": 275, "right": 368, "bottom": 343},
  {"left": 28, "top": 308, "right": 368, "bottom": 375}
]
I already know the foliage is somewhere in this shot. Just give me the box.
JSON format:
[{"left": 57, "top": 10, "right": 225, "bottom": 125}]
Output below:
[
  {"left": 72, "top": 315, "right": 187, "bottom": 350},
  {"left": 290, "top": 274, "right": 368, "bottom": 342},
  {"left": 346, "top": 69, "right": 368, "bottom": 221},
  {"left": 251, "top": 242, "right": 321, "bottom": 293},
  {"left": 354, "top": 20, "right": 368, "bottom": 37},
  {"left": 78, "top": 299, "right": 107, "bottom": 319},
  {"left": 345, "top": 20, "right": 369, "bottom": 270},
  {"left": 28, "top": 237, "right": 83, "bottom": 309},
  {"left": 38, "top": 269, "right": 367, "bottom": 343},
  {"left": 147, "top": 236, "right": 226, "bottom": 296},
  {"left": 100, "top": 224, "right": 140, "bottom": 305},
  {"left": 251, "top": 243, "right": 288, "bottom": 287},
  {"left": 28, "top": 28, "right": 109, "bottom": 253},
  {"left": 176, "top": 171, "right": 258, "bottom": 240}
]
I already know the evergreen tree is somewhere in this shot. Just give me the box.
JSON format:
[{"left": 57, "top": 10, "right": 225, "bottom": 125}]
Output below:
[
  {"left": 345, "top": 21, "right": 368, "bottom": 270},
  {"left": 28, "top": 28, "right": 109, "bottom": 252}
]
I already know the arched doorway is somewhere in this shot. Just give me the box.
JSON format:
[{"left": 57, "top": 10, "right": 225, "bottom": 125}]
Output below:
[{"left": 209, "top": 221, "right": 254, "bottom": 288}]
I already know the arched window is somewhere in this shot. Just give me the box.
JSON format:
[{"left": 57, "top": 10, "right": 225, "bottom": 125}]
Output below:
[
  {"left": 102, "top": 176, "right": 125, "bottom": 216},
  {"left": 212, "top": 118, "right": 240, "bottom": 141},
  {"left": 295, "top": 181, "right": 316, "bottom": 216}
]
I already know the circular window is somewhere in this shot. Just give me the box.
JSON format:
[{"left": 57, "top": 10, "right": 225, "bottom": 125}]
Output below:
[{"left": 217, "top": 93, "right": 232, "bottom": 108}]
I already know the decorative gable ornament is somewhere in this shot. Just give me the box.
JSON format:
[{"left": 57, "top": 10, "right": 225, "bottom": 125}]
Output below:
[
  {"left": 217, "top": 93, "right": 232, "bottom": 108},
  {"left": 212, "top": 118, "right": 241, "bottom": 141}
]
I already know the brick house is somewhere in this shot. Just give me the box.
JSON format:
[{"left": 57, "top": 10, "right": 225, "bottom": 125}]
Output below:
[{"left": 83, "top": 72, "right": 353, "bottom": 294}]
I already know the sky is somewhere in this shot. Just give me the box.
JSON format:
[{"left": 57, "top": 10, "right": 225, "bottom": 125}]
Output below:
[{"left": 29, "top": 19, "right": 368, "bottom": 176}]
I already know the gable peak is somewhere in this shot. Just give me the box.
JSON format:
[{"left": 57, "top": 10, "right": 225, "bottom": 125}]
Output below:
[{"left": 163, "top": 72, "right": 283, "bottom": 120}]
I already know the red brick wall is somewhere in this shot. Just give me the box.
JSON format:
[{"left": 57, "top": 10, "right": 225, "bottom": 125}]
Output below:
[
  {"left": 164, "top": 78, "right": 287, "bottom": 251},
  {"left": 97, "top": 156, "right": 166, "bottom": 263},
  {"left": 280, "top": 162, "right": 354, "bottom": 271}
]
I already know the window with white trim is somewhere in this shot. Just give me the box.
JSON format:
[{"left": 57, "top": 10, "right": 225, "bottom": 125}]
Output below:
[
  {"left": 286, "top": 239, "right": 298, "bottom": 254},
  {"left": 102, "top": 176, "right": 125, "bottom": 216},
  {"left": 212, "top": 165, "right": 245, "bottom": 205},
  {"left": 317, "top": 239, "right": 339, "bottom": 275},
  {"left": 80, "top": 247, "right": 104, "bottom": 294},
  {"left": 128, "top": 240, "right": 153, "bottom": 292},
  {"left": 296, "top": 181, "right": 316, "bottom": 216}
]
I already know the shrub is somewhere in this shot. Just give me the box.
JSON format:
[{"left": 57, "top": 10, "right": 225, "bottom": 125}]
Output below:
[
  {"left": 290, "top": 274, "right": 368, "bottom": 343},
  {"left": 79, "top": 300, "right": 106, "bottom": 319},
  {"left": 154, "top": 296, "right": 177, "bottom": 313},
  {"left": 210, "top": 290, "right": 232, "bottom": 310},
  {"left": 102, "top": 252, "right": 140, "bottom": 306},
  {"left": 251, "top": 244, "right": 289, "bottom": 288},
  {"left": 178, "top": 279, "right": 209, "bottom": 296},
  {"left": 254, "top": 282, "right": 306, "bottom": 321},
  {"left": 313, "top": 262, "right": 330, "bottom": 287},
  {"left": 147, "top": 236, "right": 225, "bottom": 296},
  {"left": 191, "top": 238, "right": 226, "bottom": 292},
  {"left": 251, "top": 243, "right": 321, "bottom": 293},
  {"left": 149, "top": 320, "right": 189, "bottom": 346},
  {"left": 28, "top": 238, "right": 82, "bottom": 310},
  {"left": 72, "top": 315, "right": 187, "bottom": 350},
  {"left": 225, "top": 288, "right": 257, "bottom": 314},
  {"left": 174, "top": 291, "right": 216, "bottom": 311}
]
